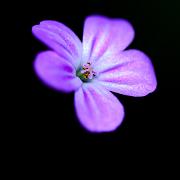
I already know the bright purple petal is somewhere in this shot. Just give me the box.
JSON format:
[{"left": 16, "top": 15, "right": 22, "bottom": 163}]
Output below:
[
  {"left": 74, "top": 83, "right": 124, "bottom": 132},
  {"left": 34, "top": 51, "right": 82, "bottom": 92},
  {"left": 95, "top": 49, "right": 157, "bottom": 97},
  {"left": 32, "top": 20, "right": 82, "bottom": 68},
  {"left": 82, "top": 15, "right": 134, "bottom": 65}
]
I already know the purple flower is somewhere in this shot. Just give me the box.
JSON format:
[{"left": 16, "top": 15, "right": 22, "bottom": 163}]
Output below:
[{"left": 32, "top": 15, "right": 157, "bottom": 133}]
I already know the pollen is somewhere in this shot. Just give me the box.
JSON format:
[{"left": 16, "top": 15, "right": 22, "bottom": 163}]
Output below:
[{"left": 76, "top": 62, "right": 97, "bottom": 82}]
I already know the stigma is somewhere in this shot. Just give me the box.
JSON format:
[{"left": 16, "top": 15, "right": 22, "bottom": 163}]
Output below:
[{"left": 76, "top": 62, "right": 96, "bottom": 82}]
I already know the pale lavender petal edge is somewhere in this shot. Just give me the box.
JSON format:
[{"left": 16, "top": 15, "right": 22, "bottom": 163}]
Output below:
[
  {"left": 34, "top": 51, "right": 82, "bottom": 92},
  {"left": 32, "top": 20, "right": 82, "bottom": 69},
  {"left": 82, "top": 15, "right": 135, "bottom": 65},
  {"left": 95, "top": 49, "right": 157, "bottom": 97},
  {"left": 74, "top": 83, "right": 124, "bottom": 132}
]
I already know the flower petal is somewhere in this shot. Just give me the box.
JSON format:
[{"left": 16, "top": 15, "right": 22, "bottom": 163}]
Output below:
[
  {"left": 32, "top": 20, "right": 82, "bottom": 68},
  {"left": 95, "top": 49, "right": 157, "bottom": 97},
  {"left": 82, "top": 15, "right": 134, "bottom": 65},
  {"left": 34, "top": 51, "right": 82, "bottom": 92},
  {"left": 74, "top": 83, "right": 124, "bottom": 132}
]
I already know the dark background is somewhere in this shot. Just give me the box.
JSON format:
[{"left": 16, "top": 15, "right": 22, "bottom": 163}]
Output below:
[{"left": 16, "top": 0, "right": 179, "bottom": 163}]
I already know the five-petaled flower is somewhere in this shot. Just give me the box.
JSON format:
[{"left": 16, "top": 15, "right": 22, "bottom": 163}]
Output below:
[{"left": 32, "top": 15, "right": 157, "bottom": 133}]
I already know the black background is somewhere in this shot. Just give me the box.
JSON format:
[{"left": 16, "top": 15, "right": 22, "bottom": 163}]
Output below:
[{"left": 16, "top": 0, "right": 179, "bottom": 164}]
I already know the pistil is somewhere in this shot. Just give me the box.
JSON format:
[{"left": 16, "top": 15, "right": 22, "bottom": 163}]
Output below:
[{"left": 76, "top": 62, "right": 96, "bottom": 82}]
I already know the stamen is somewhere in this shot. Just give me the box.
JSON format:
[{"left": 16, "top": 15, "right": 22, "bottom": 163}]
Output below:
[{"left": 76, "top": 62, "right": 97, "bottom": 82}]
